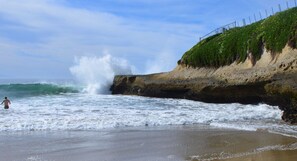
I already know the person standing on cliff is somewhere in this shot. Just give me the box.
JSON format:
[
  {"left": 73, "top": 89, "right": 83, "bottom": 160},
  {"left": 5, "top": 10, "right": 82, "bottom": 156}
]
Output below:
[{"left": 1, "top": 97, "right": 11, "bottom": 109}]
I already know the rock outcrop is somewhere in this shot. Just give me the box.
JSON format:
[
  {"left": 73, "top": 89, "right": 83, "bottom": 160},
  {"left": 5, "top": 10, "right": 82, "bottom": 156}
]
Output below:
[{"left": 111, "top": 46, "right": 297, "bottom": 124}]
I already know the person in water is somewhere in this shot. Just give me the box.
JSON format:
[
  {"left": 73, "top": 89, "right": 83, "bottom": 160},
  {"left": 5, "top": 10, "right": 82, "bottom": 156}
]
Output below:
[{"left": 1, "top": 97, "right": 11, "bottom": 109}]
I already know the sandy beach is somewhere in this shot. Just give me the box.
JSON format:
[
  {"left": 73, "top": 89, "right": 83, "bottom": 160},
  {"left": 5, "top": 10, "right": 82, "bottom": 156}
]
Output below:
[{"left": 0, "top": 125, "right": 296, "bottom": 161}]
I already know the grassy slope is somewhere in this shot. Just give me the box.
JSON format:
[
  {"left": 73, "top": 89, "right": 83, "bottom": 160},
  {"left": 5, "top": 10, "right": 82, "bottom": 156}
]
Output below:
[{"left": 181, "top": 7, "right": 297, "bottom": 68}]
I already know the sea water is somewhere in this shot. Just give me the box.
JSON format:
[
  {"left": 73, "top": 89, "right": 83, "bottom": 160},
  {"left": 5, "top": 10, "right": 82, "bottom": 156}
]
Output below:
[
  {"left": 0, "top": 80, "right": 296, "bottom": 138},
  {"left": 0, "top": 55, "right": 297, "bottom": 138}
]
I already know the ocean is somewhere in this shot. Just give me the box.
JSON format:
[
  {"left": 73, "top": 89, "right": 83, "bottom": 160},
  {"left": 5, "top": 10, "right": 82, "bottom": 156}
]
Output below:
[
  {"left": 1, "top": 79, "right": 297, "bottom": 161},
  {"left": 0, "top": 79, "right": 294, "bottom": 134}
]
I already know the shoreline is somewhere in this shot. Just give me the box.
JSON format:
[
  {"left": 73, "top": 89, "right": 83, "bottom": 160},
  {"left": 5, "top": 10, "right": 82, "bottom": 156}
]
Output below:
[{"left": 1, "top": 125, "right": 297, "bottom": 161}]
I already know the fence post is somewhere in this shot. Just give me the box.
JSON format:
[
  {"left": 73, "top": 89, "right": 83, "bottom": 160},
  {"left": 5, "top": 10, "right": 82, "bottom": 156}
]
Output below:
[
  {"left": 242, "top": 19, "right": 246, "bottom": 26},
  {"left": 278, "top": 4, "right": 282, "bottom": 12},
  {"left": 272, "top": 7, "right": 274, "bottom": 15},
  {"left": 259, "top": 12, "right": 262, "bottom": 20},
  {"left": 287, "top": 1, "right": 289, "bottom": 9}
]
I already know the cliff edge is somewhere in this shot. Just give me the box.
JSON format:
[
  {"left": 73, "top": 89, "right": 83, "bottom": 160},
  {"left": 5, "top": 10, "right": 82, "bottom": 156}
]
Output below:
[
  {"left": 111, "top": 46, "right": 297, "bottom": 123},
  {"left": 111, "top": 8, "right": 297, "bottom": 124}
]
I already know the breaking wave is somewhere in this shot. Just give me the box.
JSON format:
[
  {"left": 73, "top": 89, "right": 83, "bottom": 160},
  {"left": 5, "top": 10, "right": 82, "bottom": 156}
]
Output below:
[
  {"left": 0, "top": 83, "right": 79, "bottom": 98},
  {"left": 70, "top": 55, "right": 132, "bottom": 94}
]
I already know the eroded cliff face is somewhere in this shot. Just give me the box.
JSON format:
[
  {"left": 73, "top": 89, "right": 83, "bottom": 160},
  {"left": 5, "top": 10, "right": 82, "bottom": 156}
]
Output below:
[{"left": 111, "top": 46, "right": 297, "bottom": 124}]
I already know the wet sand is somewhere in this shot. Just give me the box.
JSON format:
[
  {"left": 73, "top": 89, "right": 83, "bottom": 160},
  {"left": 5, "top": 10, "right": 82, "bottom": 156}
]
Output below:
[
  {"left": 217, "top": 149, "right": 297, "bottom": 161},
  {"left": 0, "top": 125, "right": 296, "bottom": 161}
]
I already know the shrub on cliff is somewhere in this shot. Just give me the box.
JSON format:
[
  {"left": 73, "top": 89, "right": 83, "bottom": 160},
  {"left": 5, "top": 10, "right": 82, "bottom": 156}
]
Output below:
[{"left": 181, "top": 7, "right": 297, "bottom": 68}]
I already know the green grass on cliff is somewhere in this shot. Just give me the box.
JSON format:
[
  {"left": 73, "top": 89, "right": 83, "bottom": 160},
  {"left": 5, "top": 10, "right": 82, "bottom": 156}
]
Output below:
[{"left": 181, "top": 7, "right": 297, "bottom": 67}]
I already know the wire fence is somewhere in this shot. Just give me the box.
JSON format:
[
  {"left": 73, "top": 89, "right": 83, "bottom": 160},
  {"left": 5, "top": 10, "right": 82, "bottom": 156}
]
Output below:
[
  {"left": 199, "top": 21, "right": 236, "bottom": 41},
  {"left": 199, "top": 0, "right": 297, "bottom": 42}
]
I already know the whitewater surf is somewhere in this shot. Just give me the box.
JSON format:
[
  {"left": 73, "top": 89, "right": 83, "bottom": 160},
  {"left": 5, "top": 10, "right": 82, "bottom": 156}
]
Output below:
[
  {"left": 0, "top": 81, "right": 295, "bottom": 137},
  {"left": 0, "top": 56, "right": 296, "bottom": 161}
]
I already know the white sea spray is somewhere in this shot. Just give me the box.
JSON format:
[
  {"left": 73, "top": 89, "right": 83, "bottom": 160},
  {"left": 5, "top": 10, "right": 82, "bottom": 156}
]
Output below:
[{"left": 69, "top": 55, "right": 132, "bottom": 94}]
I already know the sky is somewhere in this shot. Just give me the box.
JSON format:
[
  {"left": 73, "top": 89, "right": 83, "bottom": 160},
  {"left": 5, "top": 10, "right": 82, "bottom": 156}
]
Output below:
[{"left": 0, "top": 0, "right": 291, "bottom": 79}]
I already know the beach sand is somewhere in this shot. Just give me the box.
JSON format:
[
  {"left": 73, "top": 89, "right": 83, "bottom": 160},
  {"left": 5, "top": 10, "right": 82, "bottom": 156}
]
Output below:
[
  {"left": 0, "top": 125, "right": 296, "bottom": 161},
  {"left": 216, "top": 150, "right": 297, "bottom": 161}
]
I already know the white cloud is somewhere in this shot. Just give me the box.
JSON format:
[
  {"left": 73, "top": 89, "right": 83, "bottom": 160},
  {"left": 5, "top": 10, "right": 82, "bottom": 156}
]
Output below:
[
  {"left": 0, "top": 0, "right": 203, "bottom": 78},
  {"left": 145, "top": 51, "right": 178, "bottom": 74}
]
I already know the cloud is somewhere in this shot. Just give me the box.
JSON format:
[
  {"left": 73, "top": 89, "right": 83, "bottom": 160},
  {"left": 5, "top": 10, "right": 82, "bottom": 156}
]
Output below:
[
  {"left": 0, "top": 0, "right": 204, "bottom": 78},
  {"left": 145, "top": 51, "right": 178, "bottom": 74},
  {"left": 0, "top": 0, "right": 285, "bottom": 78}
]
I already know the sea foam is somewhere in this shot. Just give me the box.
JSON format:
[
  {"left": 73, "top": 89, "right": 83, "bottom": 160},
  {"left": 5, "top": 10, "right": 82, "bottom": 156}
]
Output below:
[{"left": 1, "top": 94, "right": 294, "bottom": 135}]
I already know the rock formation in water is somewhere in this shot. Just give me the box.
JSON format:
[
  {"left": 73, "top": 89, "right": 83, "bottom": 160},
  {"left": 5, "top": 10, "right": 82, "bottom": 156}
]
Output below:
[
  {"left": 111, "top": 7, "right": 297, "bottom": 124},
  {"left": 111, "top": 46, "right": 297, "bottom": 123}
]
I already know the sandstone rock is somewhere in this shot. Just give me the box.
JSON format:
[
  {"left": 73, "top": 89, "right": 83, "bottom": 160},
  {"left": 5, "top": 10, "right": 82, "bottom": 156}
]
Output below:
[{"left": 111, "top": 46, "right": 297, "bottom": 124}]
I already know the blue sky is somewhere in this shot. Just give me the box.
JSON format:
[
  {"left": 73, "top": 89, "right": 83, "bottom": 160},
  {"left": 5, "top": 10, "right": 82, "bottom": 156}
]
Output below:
[{"left": 0, "top": 0, "right": 290, "bottom": 79}]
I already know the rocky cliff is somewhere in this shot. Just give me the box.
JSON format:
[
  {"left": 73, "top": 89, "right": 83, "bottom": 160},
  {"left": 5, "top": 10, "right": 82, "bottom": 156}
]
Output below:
[
  {"left": 111, "top": 7, "right": 297, "bottom": 124},
  {"left": 111, "top": 46, "right": 297, "bottom": 124}
]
